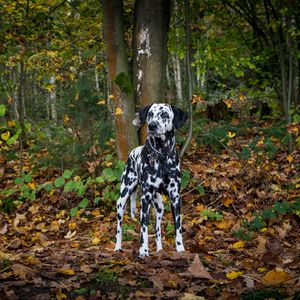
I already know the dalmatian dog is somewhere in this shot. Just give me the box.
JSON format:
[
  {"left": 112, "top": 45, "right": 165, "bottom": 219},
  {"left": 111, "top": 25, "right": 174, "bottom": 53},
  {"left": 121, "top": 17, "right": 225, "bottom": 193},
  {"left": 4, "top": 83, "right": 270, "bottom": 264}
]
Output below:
[{"left": 114, "top": 103, "right": 188, "bottom": 256}]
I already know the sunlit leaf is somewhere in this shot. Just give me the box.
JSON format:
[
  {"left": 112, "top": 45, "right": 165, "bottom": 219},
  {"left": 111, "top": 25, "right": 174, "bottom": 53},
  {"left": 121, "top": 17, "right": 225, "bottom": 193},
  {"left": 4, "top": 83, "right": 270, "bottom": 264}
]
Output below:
[{"left": 226, "top": 271, "right": 243, "bottom": 280}]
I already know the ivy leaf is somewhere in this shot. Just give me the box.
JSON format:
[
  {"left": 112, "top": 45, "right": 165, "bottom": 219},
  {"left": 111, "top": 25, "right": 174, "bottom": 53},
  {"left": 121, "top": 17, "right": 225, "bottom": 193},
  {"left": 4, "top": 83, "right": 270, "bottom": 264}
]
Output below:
[
  {"left": 70, "top": 207, "right": 78, "bottom": 217},
  {"left": 63, "top": 170, "right": 73, "bottom": 179},
  {"left": 0, "top": 104, "right": 6, "bottom": 117},
  {"left": 78, "top": 198, "right": 89, "bottom": 208},
  {"left": 54, "top": 177, "right": 65, "bottom": 188}
]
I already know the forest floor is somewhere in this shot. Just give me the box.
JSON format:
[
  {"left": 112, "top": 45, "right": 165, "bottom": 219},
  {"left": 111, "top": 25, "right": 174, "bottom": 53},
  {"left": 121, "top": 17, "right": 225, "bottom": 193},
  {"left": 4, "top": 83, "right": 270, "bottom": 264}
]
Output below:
[{"left": 0, "top": 120, "right": 299, "bottom": 299}]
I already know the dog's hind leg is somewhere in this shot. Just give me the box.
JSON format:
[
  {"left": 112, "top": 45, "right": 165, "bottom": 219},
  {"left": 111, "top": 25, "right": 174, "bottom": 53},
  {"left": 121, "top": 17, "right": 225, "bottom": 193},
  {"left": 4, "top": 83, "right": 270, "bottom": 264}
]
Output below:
[
  {"left": 153, "top": 193, "right": 164, "bottom": 252},
  {"left": 139, "top": 193, "right": 151, "bottom": 257},
  {"left": 130, "top": 187, "right": 137, "bottom": 219},
  {"left": 115, "top": 161, "right": 138, "bottom": 251}
]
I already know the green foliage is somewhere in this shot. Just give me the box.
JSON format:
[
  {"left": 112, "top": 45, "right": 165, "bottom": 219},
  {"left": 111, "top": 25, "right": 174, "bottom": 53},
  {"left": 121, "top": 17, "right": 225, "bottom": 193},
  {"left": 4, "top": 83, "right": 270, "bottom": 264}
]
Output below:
[
  {"left": 0, "top": 155, "right": 125, "bottom": 215},
  {"left": 181, "top": 170, "right": 191, "bottom": 190},
  {"left": 0, "top": 104, "right": 6, "bottom": 117},
  {"left": 122, "top": 223, "right": 136, "bottom": 241},
  {"left": 93, "top": 268, "right": 117, "bottom": 288},
  {"left": 234, "top": 199, "right": 300, "bottom": 240},
  {"left": 241, "top": 288, "right": 287, "bottom": 300},
  {"left": 195, "top": 120, "right": 239, "bottom": 153},
  {"left": 113, "top": 72, "right": 133, "bottom": 94},
  {"left": 200, "top": 209, "right": 223, "bottom": 221}
]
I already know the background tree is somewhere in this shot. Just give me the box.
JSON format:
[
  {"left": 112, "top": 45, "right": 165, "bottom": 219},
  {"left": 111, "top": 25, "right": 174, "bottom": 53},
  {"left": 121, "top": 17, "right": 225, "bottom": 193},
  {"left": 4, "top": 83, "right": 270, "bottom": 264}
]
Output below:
[
  {"left": 101, "top": 0, "right": 138, "bottom": 161},
  {"left": 133, "top": 0, "right": 171, "bottom": 142}
]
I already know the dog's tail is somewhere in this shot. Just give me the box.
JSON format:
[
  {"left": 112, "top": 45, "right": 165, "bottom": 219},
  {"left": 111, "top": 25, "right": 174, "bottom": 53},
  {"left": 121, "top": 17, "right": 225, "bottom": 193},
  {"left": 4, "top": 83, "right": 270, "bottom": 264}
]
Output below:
[{"left": 130, "top": 189, "right": 137, "bottom": 219}]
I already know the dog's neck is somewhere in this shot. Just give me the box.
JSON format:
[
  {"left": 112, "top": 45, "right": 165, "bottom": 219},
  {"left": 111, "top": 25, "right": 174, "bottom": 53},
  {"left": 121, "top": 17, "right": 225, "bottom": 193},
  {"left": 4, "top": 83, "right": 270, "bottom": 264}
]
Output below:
[{"left": 147, "top": 130, "right": 176, "bottom": 157}]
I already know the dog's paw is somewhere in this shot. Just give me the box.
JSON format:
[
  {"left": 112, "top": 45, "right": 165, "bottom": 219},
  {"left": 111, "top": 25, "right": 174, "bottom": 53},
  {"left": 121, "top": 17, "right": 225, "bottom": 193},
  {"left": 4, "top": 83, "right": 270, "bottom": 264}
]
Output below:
[
  {"left": 114, "top": 246, "right": 122, "bottom": 252},
  {"left": 139, "top": 248, "right": 149, "bottom": 257},
  {"left": 176, "top": 245, "right": 185, "bottom": 252}
]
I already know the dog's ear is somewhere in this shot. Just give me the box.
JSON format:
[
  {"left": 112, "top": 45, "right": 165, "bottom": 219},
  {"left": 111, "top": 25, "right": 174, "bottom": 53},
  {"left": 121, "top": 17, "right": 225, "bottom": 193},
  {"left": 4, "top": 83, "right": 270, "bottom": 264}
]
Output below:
[
  {"left": 132, "top": 105, "right": 152, "bottom": 128},
  {"left": 171, "top": 105, "right": 188, "bottom": 129}
]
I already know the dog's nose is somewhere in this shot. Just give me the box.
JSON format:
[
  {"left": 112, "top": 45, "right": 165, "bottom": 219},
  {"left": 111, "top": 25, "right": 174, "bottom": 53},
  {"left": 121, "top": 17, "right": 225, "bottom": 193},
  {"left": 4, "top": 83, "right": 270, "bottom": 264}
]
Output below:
[{"left": 148, "top": 122, "right": 158, "bottom": 132}]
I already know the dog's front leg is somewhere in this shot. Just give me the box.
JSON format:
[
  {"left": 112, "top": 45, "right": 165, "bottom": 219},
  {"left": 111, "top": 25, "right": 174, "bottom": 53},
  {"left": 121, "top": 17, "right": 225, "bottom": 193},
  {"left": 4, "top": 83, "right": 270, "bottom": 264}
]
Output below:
[
  {"left": 153, "top": 193, "right": 164, "bottom": 252},
  {"left": 139, "top": 194, "right": 151, "bottom": 257},
  {"left": 170, "top": 195, "right": 185, "bottom": 252}
]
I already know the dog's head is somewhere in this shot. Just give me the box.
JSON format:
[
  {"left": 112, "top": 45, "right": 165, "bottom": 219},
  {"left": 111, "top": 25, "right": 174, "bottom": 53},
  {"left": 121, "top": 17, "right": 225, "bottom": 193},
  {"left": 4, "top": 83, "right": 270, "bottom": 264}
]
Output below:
[{"left": 133, "top": 103, "right": 188, "bottom": 137}]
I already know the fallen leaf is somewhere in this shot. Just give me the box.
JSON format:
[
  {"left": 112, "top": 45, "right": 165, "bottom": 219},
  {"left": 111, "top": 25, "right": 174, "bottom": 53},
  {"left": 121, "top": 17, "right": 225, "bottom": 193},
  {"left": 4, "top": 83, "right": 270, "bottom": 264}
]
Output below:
[
  {"left": 180, "top": 293, "right": 206, "bottom": 300},
  {"left": 64, "top": 230, "right": 76, "bottom": 239},
  {"left": 11, "top": 264, "right": 36, "bottom": 280},
  {"left": 14, "top": 213, "right": 27, "bottom": 227},
  {"left": 149, "top": 275, "right": 164, "bottom": 291},
  {"left": 0, "top": 223, "right": 8, "bottom": 235},
  {"left": 92, "top": 237, "right": 100, "bottom": 245},
  {"left": 80, "top": 265, "right": 93, "bottom": 273},
  {"left": 232, "top": 240, "right": 245, "bottom": 249},
  {"left": 243, "top": 275, "right": 255, "bottom": 289},
  {"left": 262, "top": 269, "right": 291, "bottom": 285},
  {"left": 181, "top": 254, "right": 213, "bottom": 280},
  {"left": 56, "top": 289, "right": 67, "bottom": 300},
  {"left": 255, "top": 236, "right": 267, "bottom": 256},
  {"left": 57, "top": 268, "right": 76, "bottom": 276},
  {"left": 26, "top": 255, "right": 41, "bottom": 265},
  {"left": 226, "top": 271, "right": 243, "bottom": 280}
]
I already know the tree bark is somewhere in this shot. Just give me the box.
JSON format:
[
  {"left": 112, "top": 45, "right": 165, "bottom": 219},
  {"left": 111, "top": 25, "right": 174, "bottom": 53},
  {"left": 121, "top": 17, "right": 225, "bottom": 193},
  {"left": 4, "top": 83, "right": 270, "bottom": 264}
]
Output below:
[
  {"left": 101, "top": 0, "right": 138, "bottom": 161},
  {"left": 18, "top": 62, "right": 27, "bottom": 144},
  {"left": 133, "top": 0, "right": 171, "bottom": 142},
  {"left": 49, "top": 75, "right": 57, "bottom": 124}
]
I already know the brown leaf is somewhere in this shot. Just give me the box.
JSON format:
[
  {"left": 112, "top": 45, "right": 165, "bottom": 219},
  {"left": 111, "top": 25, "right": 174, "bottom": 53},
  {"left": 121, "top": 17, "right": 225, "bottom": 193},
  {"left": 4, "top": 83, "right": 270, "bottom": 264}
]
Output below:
[
  {"left": 255, "top": 236, "right": 266, "bottom": 256},
  {"left": 11, "top": 263, "right": 36, "bottom": 280},
  {"left": 0, "top": 223, "right": 8, "bottom": 235},
  {"left": 149, "top": 275, "right": 164, "bottom": 291},
  {"left": 180, "top": 293, "right": 206, "bottom": 300},
  {"left": 262, "top": 268, "right": 291, "bottom": 285},
  {"left": 13, "top": 213, "right": 27, "bottom": 227},
  {"left": 181, "top": 254, "right": 213, "bottom": 280}
]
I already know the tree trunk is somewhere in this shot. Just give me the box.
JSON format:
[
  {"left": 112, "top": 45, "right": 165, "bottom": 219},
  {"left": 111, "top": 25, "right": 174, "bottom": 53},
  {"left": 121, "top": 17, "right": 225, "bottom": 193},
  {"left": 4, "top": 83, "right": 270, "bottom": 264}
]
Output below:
[
  {"left": 172, "top": 54, "right": 184, "bottom": 104},
  {"left": 133, "top": 0, "right": 171, "bottom": 142},
  {"left": 49, "top": 75, "right": 57, "bottom": 124},
  {"left": 101, "top": 0, "right": 138, "bottom": 161},
  {"left": 18, "top": 62, "right": 27, "bottom": 144}
]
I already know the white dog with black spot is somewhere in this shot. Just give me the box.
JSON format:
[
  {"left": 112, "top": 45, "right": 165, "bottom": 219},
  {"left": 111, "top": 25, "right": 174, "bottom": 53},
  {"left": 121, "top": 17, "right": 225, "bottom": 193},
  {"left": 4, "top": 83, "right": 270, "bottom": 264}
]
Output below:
[{"left": 114, "top": 103, "right": 188, "bottom": 256}]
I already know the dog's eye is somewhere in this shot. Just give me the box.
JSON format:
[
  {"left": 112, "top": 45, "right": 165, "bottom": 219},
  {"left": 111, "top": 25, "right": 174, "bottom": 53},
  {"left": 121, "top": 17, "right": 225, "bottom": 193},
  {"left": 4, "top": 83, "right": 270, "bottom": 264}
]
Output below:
[{"left": 161, "top": 112, "right": 169, "bottom": 119}]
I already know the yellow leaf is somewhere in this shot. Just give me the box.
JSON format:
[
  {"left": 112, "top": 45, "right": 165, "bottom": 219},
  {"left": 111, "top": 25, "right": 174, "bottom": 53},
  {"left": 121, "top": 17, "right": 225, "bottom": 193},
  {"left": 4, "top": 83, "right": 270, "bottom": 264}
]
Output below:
[
  {"left": 262, "top": 269, "right": 291, "bottom": 285},
  {"left": 97, "top": 99, "right": 106, "bottom": 105},
  {"left": 227, "top": 131, "right": 236, "bottom": 138},
  {"left": 108, "top": 94, "right": 115, "bottom": 100},
  {"left": 68, "top": 222, "right": 77, "bottom": 230},
  {"left": 224, "top": 99, "right": 233, "bottom": 108},
  {"left": 223, "top": 198, "right": 233, "bottom": 207},
  {"left": 74, "top": 176, "right": 81, "bottom": 181},
  {"left": 105, "top": 161, "right": 113, "bottom": 167},
  {"left": 31, "top": 232, "right": 41, "bottom": 242},
  {"left": 226, "top": 271, "right": 243, "bottom": 280},
  {"left": 1, "top": 131, "right": 10, "bottom": 141},
  {"left": 75, "top": 93, "right": 80, "bottom": 100},
  {"left": 57, "top": 268, "right": 75, "bottom": 276},
  {"left": 69, "top": 73, "right": 76, "bottom": 81},
  {"left": 26, "top": 256, "right": 41, "bottom": 265},
  {"left": 27, "top": 182, "right": 36, "bottom": 189},
  {"left": 7, "top": 121, "right": 16, "bottom": 127},
  {"left": 239, "top": 94, "right": 246, "bottom": 102},
  {"left": 260, "top": 227, "right": 267, "bottom": 232},
  {"left": 92, "top": 237, "right": 100, "bottom": 245},
  {"left": 286, "top": 155, "right": 293, "bottom": 163},
  {"left": 56, "top": 289, "right": 67, "bottom": 300},
  {"left": 64, "top": 114, "right": 70, "bottom": 123},
  {"left": 47, "top": 50, "right": 57, "bottom": 57},
  {"left": 232, "top": 240, "right": 245, "bottom": 249},
  {"left": 115, "top": 107, "right": 123, "bottom": 115},
  {"left": 257, "top": 267, "right": 267, "bottom": 272}
]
